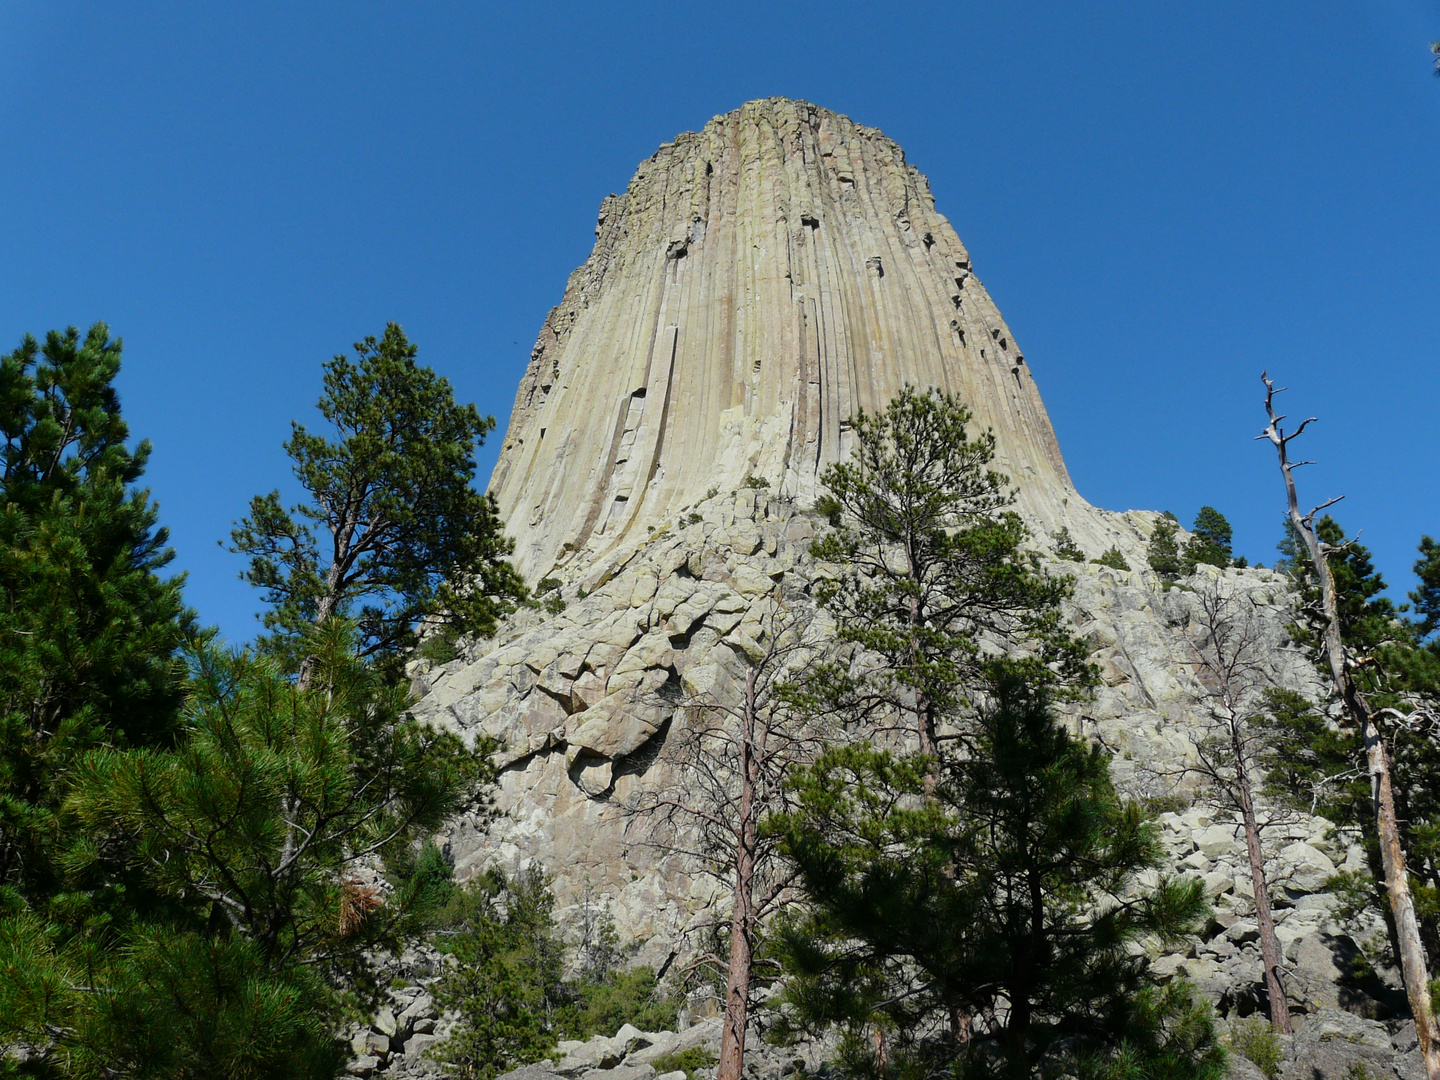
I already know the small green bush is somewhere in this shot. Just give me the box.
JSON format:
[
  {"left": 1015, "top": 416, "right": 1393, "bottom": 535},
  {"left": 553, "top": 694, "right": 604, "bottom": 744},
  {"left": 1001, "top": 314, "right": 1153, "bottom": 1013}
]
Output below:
[
  {"left": 1141, "top": 792, "right": 1191, "bottom": 816},
  {"left": 743, "top": 475, "right": 771, "bottom": 489},
  {"left": 685, "top": 512, "right": 703, "bottom": 526},
  {"left": 1228, "top": 1017, "right": 1282, "bottom": 1079},
  {"left": 648, "top": 1047, "right": 717, "bottom": 1079},
  {"left": 535, "top": 577, "right": 563, "bottom": 595},
  {"left": 1091, "top": 546, "right": 1131, "bottom": 571},
  {"left": 416, "top": 630, "right": 460, "bottom": 665},
  {"left": 558, "top": 967, "right": 681, "bottom": 1039},
  {"left": 1051, "top": 527, "right": 1085, "bottom": 561}
]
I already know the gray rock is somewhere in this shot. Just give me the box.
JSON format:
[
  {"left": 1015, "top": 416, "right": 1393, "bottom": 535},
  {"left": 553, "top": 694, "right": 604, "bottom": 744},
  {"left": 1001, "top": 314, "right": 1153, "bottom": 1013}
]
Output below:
[
  {"left": 374, "top": 1006, "right": 399, "bottom": 1037},
  {"left": 1282, "top": 1008, "right": 1395, "bottom": 1079},
  {"left": 628, "top": 1030, "right": 681, "bottom": 1065},
  {"left": 613, "top": 1022, "right": 653, "bottom": 1054},
  {"left": 556, "top": 1037, "right": 624, "bottom": 1074},
  {"left": 580, "top": 1065, "right": 654, "bottom": 1080},
  {"left": 497, "top": 1065, "right": 567, "bottom": 1080}
]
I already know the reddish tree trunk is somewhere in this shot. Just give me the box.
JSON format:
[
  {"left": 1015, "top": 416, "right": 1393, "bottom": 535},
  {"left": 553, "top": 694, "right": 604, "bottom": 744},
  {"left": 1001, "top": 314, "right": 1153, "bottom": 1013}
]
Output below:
[
  {"left": 1234, "top": 749, "right": 1293, "bottom": 1034},
  {"left": 717, "top": 669, "right": 761, "bottom": 1080}
]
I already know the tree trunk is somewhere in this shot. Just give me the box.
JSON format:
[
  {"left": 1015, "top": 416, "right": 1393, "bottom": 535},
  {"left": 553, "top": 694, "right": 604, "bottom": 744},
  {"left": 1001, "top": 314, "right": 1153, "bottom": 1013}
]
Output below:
[
  {"left": 1262, "top": 376, "right": 1440, "bottom": 1078},
  {"left": 717, "top": 671, "right": 761, "bottom": 1080},
  {"left": 1233, "top": 741, "right": 1293, "bottom": 1034},
  {"left": 1301, "top": 516, "right": 1439, "bottom": 1079}
]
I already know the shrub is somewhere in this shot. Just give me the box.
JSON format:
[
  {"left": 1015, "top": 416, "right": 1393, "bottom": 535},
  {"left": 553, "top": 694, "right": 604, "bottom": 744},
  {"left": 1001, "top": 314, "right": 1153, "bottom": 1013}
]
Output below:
[
  {"left": 1148, "top": 519, "right": 1183, "bottom": 580},
  {"left": 1228, "top": 1017, "right": 1282, "bottom": 1079},
  {"left": 416, "top": 629, "right": 460, "bottom": 665},
  {"left": 558, "top": 966, "right": 681, "bottom": 1039},
  {"left": 648, "top": 1047, "right": 717, "bottom": 1079},
  {"left": 743, "top": 475, "right": 770, "bottom": 489},
  {"left": 1092, "top": 546, "right": 1131, "bottom": 571},
  {"left": 1052, "top": 526, "right": 1085, "bottom": 561}
]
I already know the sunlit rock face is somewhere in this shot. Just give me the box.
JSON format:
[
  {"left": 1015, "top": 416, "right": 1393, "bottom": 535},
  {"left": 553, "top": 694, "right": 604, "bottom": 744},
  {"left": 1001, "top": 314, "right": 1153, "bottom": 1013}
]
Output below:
[
  {"left": 393, "top": 100, "right": 1406, "bottom": 1060},
  {"left": 490, "top": 97, "right": 1127, "bottom": 583}
]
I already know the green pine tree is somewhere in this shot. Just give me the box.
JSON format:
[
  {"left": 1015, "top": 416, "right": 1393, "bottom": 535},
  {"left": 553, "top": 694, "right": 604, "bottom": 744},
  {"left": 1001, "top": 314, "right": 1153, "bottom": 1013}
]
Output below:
[
  {"left": 231, "top": 323, "right": 526, "bottom": 675},
  {"left": 1264, "top": 518, "right": 1440, "bottom": 976},
  {"left": 809, "top": 384, "right": 1094, "bottom": 758},
  {"left": 431, "top": 867, "right": 568, "bottom": 1080},
  {"left": 0, "top": 325, "right": 191, "bottom": 905},
  {"left": 47, "top": 622, "right": 487, "bottom": 1076},
  {"left": 1183, "top": 506, "right": 1233, "bottom": 571},
  {"left": 1409, "top": 536, "right": 1440, "bottom": 641},
  {"left": 772, "top": 676, "right": 1223, "bottom": 1080},
  {"left": 1147, "top": 518, "right": 1183, "bottom": 581}
]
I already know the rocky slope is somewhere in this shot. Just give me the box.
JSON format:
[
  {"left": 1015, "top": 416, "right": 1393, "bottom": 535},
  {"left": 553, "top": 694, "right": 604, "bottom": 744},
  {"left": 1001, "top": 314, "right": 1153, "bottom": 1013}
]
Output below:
[{"left": 374, "top": 100, "right": 1425, "bottom": 1078}]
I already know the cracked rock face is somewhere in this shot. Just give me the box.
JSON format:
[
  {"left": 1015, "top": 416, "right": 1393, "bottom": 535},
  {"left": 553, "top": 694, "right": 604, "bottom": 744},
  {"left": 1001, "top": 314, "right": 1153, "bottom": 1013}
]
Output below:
[
  {"left": 393, "top": 101, "right": 1405, "bottom": 1055},
  {"left": 490, "top": 97, "right": 1132, "bottom": 584}
]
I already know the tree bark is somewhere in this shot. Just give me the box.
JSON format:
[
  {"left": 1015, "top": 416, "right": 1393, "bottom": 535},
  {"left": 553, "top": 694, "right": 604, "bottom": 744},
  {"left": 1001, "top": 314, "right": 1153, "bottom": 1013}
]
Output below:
[
  {"left": 1233, "top": 737, "right": 1293, "bottom": 1034},
  {"left": 717, "top": 669, "right": 760, "bottom": 1080},
  {"left": 1261, "top": 374, "right": 1440, "bottom": 1078}
]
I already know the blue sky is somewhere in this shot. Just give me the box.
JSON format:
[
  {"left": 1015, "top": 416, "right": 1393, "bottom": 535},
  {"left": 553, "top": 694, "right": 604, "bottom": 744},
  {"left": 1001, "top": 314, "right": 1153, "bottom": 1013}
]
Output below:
[{"left": 2, "top": 1, "right": 1437, "bottom": 644}]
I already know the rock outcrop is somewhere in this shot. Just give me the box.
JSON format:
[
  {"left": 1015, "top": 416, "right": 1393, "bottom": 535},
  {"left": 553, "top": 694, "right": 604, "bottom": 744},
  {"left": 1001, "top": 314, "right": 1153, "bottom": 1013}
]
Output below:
[
  {"left": 373, "top": 99, "right": 1420, "bottom": 1079},
  {"left": 490, "top": 97, "right": 1136, "bottom": 583}
]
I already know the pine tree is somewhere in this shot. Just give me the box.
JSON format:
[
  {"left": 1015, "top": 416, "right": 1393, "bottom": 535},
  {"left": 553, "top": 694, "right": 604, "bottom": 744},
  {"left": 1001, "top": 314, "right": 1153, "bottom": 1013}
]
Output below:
[
  {"left": 773, "top": 677, "right": 1224, "bottom": 1079},
  {"left": 1265, "top": 518, "right": 1440, "bottom": 983},
  {"left": 44, "top": 623, "right": 487, "bottom": 1075},
  {"left": 1409, "top": 536, "right": 1440, "bottom": 641},
  {"left": 809, "top": 384, "right": 1094, "bottom": 758},
  {"left": 0, "top": 325, "right": 191, "bottom": 904},
  {"left": 431, "top": 868, "right": 568, "bottom": 1080},
  {"left": 1147, "top": 518, "right": 1183, "bottom": 581},
  {"left": 231, "top": 323, "right": 526, "bottom": 675},
  {"left": 1183, "top": 506, "right": 1233, "bottom": 571},
  {"left": 1260, "top": 376, "right": 1440, "bottom": 1075}
]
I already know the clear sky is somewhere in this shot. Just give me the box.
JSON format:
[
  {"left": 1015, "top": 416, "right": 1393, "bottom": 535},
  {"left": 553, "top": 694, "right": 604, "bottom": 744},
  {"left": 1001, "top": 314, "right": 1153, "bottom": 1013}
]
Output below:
[{"left": 3, "top": 1, "right": 1437, "bottom": 644}]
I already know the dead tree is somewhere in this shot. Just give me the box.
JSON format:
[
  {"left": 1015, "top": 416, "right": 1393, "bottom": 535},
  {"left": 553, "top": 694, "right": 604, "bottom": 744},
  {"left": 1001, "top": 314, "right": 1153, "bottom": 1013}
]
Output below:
[
  {"left": 1260, "top": 373, "right": 1440, "bottom": 1078},
  {"left": 1167, "top": 583, "right": 1297, "bottom": 1033},
  {"left": 629, "top": 600, "right": 830, "bottom": 1080}
]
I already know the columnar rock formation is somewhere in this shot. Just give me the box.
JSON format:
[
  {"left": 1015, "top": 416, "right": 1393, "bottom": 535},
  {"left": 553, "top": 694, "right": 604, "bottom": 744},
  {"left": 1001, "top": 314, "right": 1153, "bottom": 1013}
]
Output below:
[
  {"left": 380, "top": 100, "right": 1426, "bottom": 1080},
  {"left": 490, "top": 97, "right": 1128, "bottom": 582}
]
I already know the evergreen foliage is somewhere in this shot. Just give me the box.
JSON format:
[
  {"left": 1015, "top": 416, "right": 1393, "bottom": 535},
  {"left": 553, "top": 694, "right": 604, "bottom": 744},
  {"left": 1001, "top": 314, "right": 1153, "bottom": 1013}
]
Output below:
[
  {"left": 772, "top": 677, "right": 1223, "bottom": 1079},
  {"left": 1051, "top": 526, "right": 1085, "bottom": 562},
  {"left": 1410, "top": 536, "right": 1440, "bottom": 641},
  {"left": 1183, "top": 507, "right": 1233, "bottom": 571},
  {"left": 1092, "top": 546, "right": 1131, "bottom": 572},
  {"left": 231, "top": 323, "right": 526, "bottom": 670},
  {"left": 1265, "top": 518, "right": 1440, "bottom": 976},
  {"left": 810, "top": 384, "right": 1094, "bottom": 754},
  {"left": 433, "top": 868, "right": 567, "bottom": 1079},
  {"left": 0, "top": 325, "right": 191, "bottom": 906},
  {"left": 1147, "top": 519, "right": 1183, "bottom": 581},
  {"left": 2, "top": 623, "right": 485, "bottom": 1074},
  {"left": 431, "top": 868, "right": 682, "bottom": 1077}
]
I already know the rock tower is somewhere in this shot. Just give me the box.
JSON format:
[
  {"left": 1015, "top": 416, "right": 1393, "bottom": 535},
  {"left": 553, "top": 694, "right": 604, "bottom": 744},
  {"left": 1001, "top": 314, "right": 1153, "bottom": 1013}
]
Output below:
[
  {"left": 367, "top": 101, "right": 1423, "bottom": 1079},
  {"left": 490, "top": 97, "right": 1130, "bottom": 583}
]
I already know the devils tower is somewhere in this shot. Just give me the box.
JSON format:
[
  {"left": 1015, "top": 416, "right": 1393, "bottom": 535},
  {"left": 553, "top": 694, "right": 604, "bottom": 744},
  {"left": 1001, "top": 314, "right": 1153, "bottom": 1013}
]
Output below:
[
  {"left": 490, "top": 98, "right": 1136, "bottom": 583},
  {"left": 384, "top": 100, "right": 1420, "bottom": 1077},
  {"left": 412, "top": 100, "right": 1335, "bottom": 991}
]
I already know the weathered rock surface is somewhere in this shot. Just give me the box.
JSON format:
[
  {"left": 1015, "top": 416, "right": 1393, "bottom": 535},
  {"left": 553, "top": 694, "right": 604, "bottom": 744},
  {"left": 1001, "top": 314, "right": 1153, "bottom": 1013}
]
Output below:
[
  {"left": 490, "top": 97, "right": 1142, "bottom": 583},
  {"left": 361, "top": 100, "right": 1422, "bottom": 1078}
]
